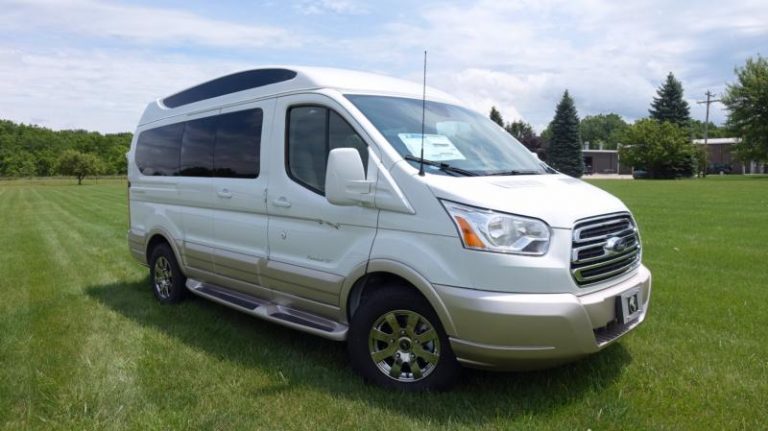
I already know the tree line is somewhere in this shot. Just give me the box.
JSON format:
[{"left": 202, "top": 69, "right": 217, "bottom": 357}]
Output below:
[
  {"left": 0, "top": 120, "right": 131, "bottom": 180},
  {"left": 1, "top": 55, "right": 765, "bottom": 182},
  {"left": 490, "top": 55, "right": 767, "bottom": 179}
]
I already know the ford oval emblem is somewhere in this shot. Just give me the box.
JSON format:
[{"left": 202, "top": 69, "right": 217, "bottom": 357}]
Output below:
[{"left": 604, "top": 236, "right": 628, "bottom": 254}]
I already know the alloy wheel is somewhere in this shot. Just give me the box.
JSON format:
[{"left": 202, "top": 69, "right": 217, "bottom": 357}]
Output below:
[
  {"left": 153, "top": 256, "right": 173, "bottom": 299},
  {"left": 368, "top": 310, "right": 441, "bottom": 382}
]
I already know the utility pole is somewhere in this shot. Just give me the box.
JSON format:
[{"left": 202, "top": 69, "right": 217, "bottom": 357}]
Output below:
[
  {"left": 697, "top": 90, "right": 721, "bottom": 145},
  {"left": 697, "top": 90, "right": 721, "bottom": 176}
]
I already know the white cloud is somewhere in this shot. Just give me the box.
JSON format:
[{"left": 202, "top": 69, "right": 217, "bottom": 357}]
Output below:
[
  {"left": 294, "top": 0, "right": 368, "bottom": 15},
  {"left": 337, "top": 0, "right": 761, "bottom": 129},
  {"left": 0, "top": 47, "right": 251, "bottom": 132},
  {"left": 0, "top": 0, "right": 302, "bottom": 132},
  {"left": 1, "top": 0, "right": 762, "bottom": 132},
  {"left": 3, "top": 0, "right": 300, "bottom": 49}
]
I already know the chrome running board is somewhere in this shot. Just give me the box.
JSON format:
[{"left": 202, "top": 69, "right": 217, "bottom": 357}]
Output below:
[{"left": 186, "top": 279, "right": 347, "bottom": 341}]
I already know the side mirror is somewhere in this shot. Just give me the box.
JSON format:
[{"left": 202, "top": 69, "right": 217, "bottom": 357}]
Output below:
[{"left": 325, "top": 148, "right": 372, "bottom": 206}]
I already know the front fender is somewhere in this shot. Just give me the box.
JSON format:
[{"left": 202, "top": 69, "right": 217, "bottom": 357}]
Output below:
[{"left": 339, "top": 258, "right": 458, "bottom": 336}]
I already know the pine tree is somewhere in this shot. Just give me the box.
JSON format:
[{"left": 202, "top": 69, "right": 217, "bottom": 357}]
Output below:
[
  {"left": 548, "top": 90, "right": 584, "bottom": 177},
  {"left": 489, "top": 106, "right": 504, "bottom": 127},
  {"left": 649, "top": 72, "right": 691, "bottom": 127}
]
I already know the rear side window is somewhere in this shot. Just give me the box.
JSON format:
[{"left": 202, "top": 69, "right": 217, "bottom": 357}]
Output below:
[
  {"left": 214, "top": 109, "right": 263, "bottom": 178},
  {"left": 136, "top": 108, "right": 263, "bottom": 178},
  {"left": 180, "top": 116, "right": 216, "bottom": 177},
  {"left": 136, "top": 123, "right": 184, "bottom": 176},
  {"left": 287, "top": 106, "right": 368, "bottom": 194}
]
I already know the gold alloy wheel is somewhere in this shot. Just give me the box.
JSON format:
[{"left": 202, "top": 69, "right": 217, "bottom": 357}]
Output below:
[{"left": 368, "top": 310, "right": 441, "bottom": 382}]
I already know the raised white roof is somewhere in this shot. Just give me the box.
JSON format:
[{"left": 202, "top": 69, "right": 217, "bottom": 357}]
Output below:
[{"left": 138, "top": 66, "right": 460, "bottom": 126}]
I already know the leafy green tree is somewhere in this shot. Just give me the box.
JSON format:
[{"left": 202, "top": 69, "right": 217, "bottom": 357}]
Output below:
[
  {"left": 689, "top": 119, "right": 726, "bottom": 140},
  {"left": 649, "top": 73, "right": 691, "bottom": 127},
  {"left": 489, "top": 106, "right": 504, "bottom": 127},
  {"left": 580, "top": 113, "right": 628, "bottom": 149},
  {"left": 505, "top": 119, "right": 533, "bottom": 138},
  {"left": 505, "top": 120, "right": 543, "bottom": 152},
  {"left": 2, "top": 152, "right": 37, "bottom": 177},
  {"left": 619, "top": 119, "right": 698, "bottom": 179},
  {"left": 721, "top": 55, "right": 768, "bottom": 163},
  {"left": 0, "top": 119, "right": 131, "bottom": 178},
  {"left": 540, "top": 123, "right": 553, "bottom": 145},
  {"left": 57, "top": 150, "right": 103, "bottom": 185},
  {"left": 547, "top": 91, "right": 584, "bottom": 177}
]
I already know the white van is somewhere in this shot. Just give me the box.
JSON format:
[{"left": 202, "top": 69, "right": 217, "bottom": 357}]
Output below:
[{"left": 127, "top": 67, "right": 651, "bottom": 390}]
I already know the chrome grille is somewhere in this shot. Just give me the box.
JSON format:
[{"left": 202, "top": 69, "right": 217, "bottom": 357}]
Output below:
[{"left": 571, "top": 213, "right": 641, "bottom": 286}]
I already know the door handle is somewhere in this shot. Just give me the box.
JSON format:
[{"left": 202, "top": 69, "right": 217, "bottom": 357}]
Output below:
[
  {"left": 217, "top": 188, "right": 233, "bottom": 199},
  {"left": 271, "top": 197, "right": 292, "bottom": 208}
]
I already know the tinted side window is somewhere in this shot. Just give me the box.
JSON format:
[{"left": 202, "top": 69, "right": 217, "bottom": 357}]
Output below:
[
  {"left": 214, "top": 109, "right": 262, "bottom": 178},
  {"left": 287, "top": 106, "right": 327, "bottom": 193},
  {"left": 163, "top": 69, "right": 297, "bottom": 108},
  {"left": 329, "top": 110, "right": 368, "bottom": 169},
  {"left": 180, "top": 116, "right": 216, "bottom": 177},
  {"left": 136, "top": 123, "right": 184, "bottom": 176},
  {"left": 287, "top": 106, "right": 368, "bottom": 194}
]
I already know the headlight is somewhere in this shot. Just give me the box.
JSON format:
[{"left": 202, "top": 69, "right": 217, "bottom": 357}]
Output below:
[{"left": 441, "top": 200, "right": 550, "bottom": 255}]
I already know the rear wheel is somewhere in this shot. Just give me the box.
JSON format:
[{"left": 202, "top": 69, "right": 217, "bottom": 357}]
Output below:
[
  {"left": 348, "top": 286, "right": 461, "bottom": 391},
  {"left": 149, "top": 243, "right": 187, "bottom": 304}
]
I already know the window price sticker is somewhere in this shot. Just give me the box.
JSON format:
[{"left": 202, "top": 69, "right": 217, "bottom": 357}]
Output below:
[{"left": 398, "top": 133, "right": 466, "bottom": 161}]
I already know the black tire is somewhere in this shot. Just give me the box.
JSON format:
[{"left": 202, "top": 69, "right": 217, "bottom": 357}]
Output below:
[
  {"left": 348, "top": 286, "right": 461, "bottom": 391},
  {"left": 148, "top": 243, "right": 187, "bottom": 304}
]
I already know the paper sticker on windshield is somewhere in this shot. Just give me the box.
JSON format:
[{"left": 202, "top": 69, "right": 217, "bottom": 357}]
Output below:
[{"left": 398, "top": 133, "right": 466, "bottom": 161}]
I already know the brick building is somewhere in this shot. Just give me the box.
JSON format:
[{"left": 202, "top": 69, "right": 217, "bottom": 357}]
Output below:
[
  {"left": 693, "top": 138, "right": 764, "bottom": 174},
  {"left": 582, "top": 138, "right": 765, "bottom": 176}
]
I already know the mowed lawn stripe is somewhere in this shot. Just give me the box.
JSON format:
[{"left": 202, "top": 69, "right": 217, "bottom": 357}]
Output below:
[
  {"left": 590, "top": 178, "right": 768, "bottom": 427},
  {"left": 29, "top": 186, "right": 136, "bottom": 427},
  {"left": 0, "top": 182, "right": 144, "bottom": 429},
  {"left": 1, "top": 185, "right": 93, "bottom": 428},
  {"left": 0, "top": 186, "right": 37, "bottom": 427}
]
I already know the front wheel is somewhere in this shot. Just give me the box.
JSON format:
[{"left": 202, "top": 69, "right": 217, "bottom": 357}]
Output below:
[{"left": 348, "top": 287, "right": 461, "bottom": 391}]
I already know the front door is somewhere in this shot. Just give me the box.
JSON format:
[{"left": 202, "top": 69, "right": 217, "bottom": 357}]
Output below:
[{"left": 265, "top": 94, "right": 378, "bottom": 312}]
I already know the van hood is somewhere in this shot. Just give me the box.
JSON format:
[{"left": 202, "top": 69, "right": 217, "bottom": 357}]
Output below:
[{"left": 425, "top": 174, "right": 628, "bottom": 229}]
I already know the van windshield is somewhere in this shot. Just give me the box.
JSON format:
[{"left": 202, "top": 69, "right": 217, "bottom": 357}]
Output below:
[{"left": 346, "top": 95, "right": 547, "bottom": 176}]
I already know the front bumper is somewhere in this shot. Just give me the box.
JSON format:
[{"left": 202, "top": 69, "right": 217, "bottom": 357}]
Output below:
[{"left": 435, "top": 265, "right": 651, "bottom": 370}]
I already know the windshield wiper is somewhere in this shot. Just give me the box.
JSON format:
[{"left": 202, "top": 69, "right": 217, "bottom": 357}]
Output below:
[
  {"left": 487, "top": 170, "right": 542, "bottom": 176},
  {"left": 404, "top": 155, "right": 478, "bottom": 176}
]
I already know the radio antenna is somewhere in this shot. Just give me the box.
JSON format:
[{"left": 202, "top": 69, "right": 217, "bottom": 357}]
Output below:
[{"left": 419, "top": 50, "right": 427, "bottom": 176}]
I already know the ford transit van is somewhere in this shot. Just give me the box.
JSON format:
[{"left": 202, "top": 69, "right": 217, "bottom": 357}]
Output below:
[{"left": 127, "top": 67, "right": 651, "bottom": 390}]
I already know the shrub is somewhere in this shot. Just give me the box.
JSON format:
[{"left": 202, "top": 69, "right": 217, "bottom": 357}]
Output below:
[{"left": 619, "top": 119, "right": 698, "bottom": 179}]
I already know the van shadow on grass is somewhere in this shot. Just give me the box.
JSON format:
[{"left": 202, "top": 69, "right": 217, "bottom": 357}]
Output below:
[{"left": 87, "top": 279, "right": 632, "bottom": 425}]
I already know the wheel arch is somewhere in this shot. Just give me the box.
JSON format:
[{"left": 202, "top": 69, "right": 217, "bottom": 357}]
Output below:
[
  {"left": 145, "top": 228, "right": 184, "bottom": 271},
  {"left": 341, "top": 259, "right": 457, "bottom": 336}
]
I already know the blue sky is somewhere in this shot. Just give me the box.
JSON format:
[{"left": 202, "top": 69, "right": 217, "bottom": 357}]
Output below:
[{"left": 1, "top": 0, "right": 765, "bottom": 133}]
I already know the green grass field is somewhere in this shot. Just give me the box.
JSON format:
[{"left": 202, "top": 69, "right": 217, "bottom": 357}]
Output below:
[{"left": 1, "top": 176, "right": 766, "bottom": 430}]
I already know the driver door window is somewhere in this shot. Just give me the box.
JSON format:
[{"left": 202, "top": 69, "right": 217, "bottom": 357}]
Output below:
[{"left": 286, "top": 106, "right": 368, "bottom": 194}]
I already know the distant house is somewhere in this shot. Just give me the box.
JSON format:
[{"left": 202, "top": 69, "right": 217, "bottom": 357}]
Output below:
[
  {"left": 692, "top": 137, "right": 763, "bottom": 174},
  {"left": 582, "top": 144, "right": 632, "bottom": 175}
]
